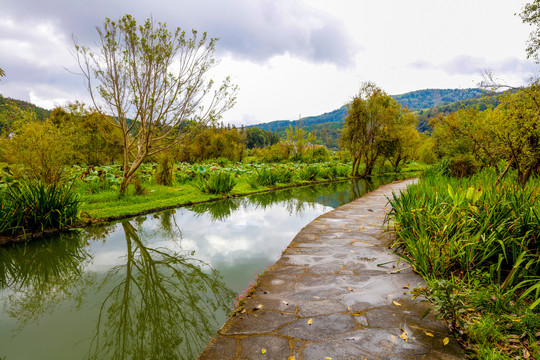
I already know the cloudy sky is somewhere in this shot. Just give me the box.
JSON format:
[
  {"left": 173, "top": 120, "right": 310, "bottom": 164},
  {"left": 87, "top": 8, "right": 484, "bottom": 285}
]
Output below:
[{"left": 0, "top": 0, "right": 536, "bottom": 126}]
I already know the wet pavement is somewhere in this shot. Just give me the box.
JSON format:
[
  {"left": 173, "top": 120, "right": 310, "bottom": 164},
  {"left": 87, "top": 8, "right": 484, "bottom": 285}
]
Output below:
[{"left": 198, "top": 179, "right": 465, "bottom": 360}]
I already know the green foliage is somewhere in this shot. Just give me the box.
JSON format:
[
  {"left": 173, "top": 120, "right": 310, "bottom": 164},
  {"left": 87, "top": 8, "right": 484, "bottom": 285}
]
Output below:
[
  {"left": 178, "top": 126, "right": 245, "bottom": 163},
  {"left": 297, "top": 165, "right": 320, "bottom": 181},
  {"left": 449, "top": 154, "right": 478, "bottom": 178},
  {"left": 75, "top": 14, "right": 237, "bottom": 195},
  {"left": 391, "top": 170, "right": 540, "bottom": 358},
  {"left": 195, "top": 171, "right": 237, "bottom": 194},
  {"left": 340, "top": 82, "right": 407, "bottom": 177},
  {"left": 252, "top": 167, "right": 281, "bottom": 187},
  {"left": 0, "top": 180, "right": 80, "bottom": 235},
  {"left": 6, "top": 120, "right": 75, "bottom": 184},
  {"left": 155, "top": 155, "right": 173, "bottom": 186}
]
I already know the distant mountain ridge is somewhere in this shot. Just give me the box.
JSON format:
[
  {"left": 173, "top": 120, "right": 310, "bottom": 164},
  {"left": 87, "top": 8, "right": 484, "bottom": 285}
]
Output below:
[{"left": 249, "top": 88, "right": 486, "bottom": 134}]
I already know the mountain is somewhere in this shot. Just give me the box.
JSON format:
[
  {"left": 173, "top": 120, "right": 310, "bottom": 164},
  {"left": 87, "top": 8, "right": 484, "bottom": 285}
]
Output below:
[
  {"left": 247, "top": 88, "right": 490, "bottom": 148},
  {"left": 393, "top": 88, "right": 486, "bottom": 110},
  {"left": 0, "top": 95, "right": 51, "bottom": 121}
]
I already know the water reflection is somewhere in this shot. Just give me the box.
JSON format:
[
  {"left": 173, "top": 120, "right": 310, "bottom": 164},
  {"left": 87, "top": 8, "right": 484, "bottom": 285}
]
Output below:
[
  {"left": 86, "top": 221, "right": 234, "bottom": 360},
  {"left": 188, "top": 178, "right": 383, "bottom": 221},
  {"left": 0, "top": 233, "right": 92, "bottom": 331},
  {"left": 0, "top": 176, "right": 414, "bottom": 359}
]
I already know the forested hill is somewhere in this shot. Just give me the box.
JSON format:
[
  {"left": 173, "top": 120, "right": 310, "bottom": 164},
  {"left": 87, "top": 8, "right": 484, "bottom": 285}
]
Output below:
[
  {"left": 248, "top": 88, "right": 486, "bottom": 136},
  {"left": 0, "top": 95, "right": 51, "bottom": 121},
  {"left": 393, "top": 88, "right": 485, "bottom": 110}
]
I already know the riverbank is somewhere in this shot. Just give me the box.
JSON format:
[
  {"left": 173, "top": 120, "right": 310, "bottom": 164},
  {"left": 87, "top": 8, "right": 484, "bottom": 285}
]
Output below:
[
  {"left": 198, "top": 179, "right": 464, "bottom": 359},
  {"left": 0, "top": 170, "right": 420, "bottom": 245}
]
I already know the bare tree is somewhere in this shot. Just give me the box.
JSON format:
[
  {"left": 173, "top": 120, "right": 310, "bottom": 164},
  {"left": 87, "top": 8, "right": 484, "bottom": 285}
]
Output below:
[{"left": 73, "top": 14, "right": 237, "bottom": 194}]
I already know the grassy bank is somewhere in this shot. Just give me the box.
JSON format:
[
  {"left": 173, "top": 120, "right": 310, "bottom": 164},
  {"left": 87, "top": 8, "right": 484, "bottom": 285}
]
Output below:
[
  {"left": 388, "top": 168, "right": 540, "bottom": 359},
  {"left": 75, "top": 161, "right": 426, "bottom": 222}
]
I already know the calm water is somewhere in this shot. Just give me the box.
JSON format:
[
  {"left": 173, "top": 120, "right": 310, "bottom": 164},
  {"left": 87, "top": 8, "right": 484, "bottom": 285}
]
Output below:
[{"left": 0, "top": 176, "right": 406, "bottom": 360}]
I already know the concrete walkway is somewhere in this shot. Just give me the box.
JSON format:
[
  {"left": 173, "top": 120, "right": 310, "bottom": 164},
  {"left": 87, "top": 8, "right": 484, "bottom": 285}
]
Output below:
[{"left": 198, "top": 180, "right": 464, "bottom": 360}]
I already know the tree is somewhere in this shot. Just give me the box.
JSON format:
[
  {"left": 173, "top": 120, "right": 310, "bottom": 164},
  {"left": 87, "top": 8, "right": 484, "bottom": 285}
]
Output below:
[
  {"left": 521, "top": 0, "right": 540, "bottom": 62},
  {"left": 379, "top": 109, "right": 421, "bottom": 172},
  {"left": 74, "top": 15, "right": 237, "bottom": 194},
  {"left": 339, "top": 82, "right": 402, "bottom": 177}
]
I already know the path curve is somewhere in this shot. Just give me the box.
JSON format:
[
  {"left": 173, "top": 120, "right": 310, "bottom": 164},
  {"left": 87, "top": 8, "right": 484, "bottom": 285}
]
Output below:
[{"left": 198, "top": 179, "right": 464, "bottom": 360}]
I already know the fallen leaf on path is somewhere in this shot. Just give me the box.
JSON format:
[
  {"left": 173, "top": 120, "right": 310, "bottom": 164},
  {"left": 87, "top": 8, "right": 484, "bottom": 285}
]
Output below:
[
  {"left": 261, "top": 348, "right": 266, "bottom": 354},
  {"left": 392, "top": 301, "right": 402, "bottom": 306},
  {"left": 287, "top": 356, "right": 296, "bottom": 360},
  {"left": 443, "top": 337, "right": 449, "bottom": 346},
  {"left": 399, "top": 328, "right": 409, "bottom": 342},
  {"left": 424, "top": 331, "right": 434, "bottom": 337},
  {"left": 390, "top": 334, "right": 397, "bottom": 342},
  {"left": 403, "top": 283, "right": 410, "bottom": 289},
  {"left": 308, "top": 318, "right": 313, "bottom": 325},
  {"left": 324, "top": 357, "right": 333, "bottom": 360},
  {"left": 257, "top": 304, "right": 262, "bottom": 309},
  {"left": 388, "top": 293, "right": 394, "bottom": 298}
]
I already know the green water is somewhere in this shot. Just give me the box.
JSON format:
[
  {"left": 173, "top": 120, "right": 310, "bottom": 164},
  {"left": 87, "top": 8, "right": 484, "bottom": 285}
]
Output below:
[{"left": 0, "top": 176, "right": 408, "bottom": 360}]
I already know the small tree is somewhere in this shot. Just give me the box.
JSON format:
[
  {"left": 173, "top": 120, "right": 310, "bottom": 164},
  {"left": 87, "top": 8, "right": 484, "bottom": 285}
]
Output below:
[
  {"left": 339, "top": 82, "right": 402, "bottom": 177},
  {"left": 74, "top": 15, "right": 237, "bottom": 195}
]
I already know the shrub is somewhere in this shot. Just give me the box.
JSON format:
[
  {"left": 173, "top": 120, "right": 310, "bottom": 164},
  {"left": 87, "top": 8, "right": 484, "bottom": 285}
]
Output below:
[
  {"left": 297, "top": 165, "right": 320, "bottom": 181},
  {"left": 155, "top": 155, "right": 174, "bottom": 186},
  {"left": 0, "top": 180, "right": 80, "bottom": 235},
  {"left": 449, "top": 154, "right": 477, "bottom": 178},
  {"left": 254, "top": 167, "right": 280, "bottom": 186},
  {"left": 196, "top": 171, "right": 237, "bottom": 194}
]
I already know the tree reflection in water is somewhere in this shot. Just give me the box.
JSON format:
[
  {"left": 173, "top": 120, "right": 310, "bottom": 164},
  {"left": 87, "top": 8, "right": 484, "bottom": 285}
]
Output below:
[
  {"left": 0, "top": 233, "right": 93, "bottom": 331},
  {"left": 87, "top": 221, "right": 235, "bottom": 360}
]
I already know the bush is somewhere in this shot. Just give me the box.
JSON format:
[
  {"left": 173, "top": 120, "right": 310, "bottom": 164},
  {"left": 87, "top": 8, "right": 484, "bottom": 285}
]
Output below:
[
  {"left": 196, "top": 171, "right": 237, "bottom": 194},
  {"left": 155, "top": 155, "right": 173, "bottom": 186},
  {"left": 449, "top": 154, "right": 477, "bottom": 178},
  {"left": 297, "top": 165, "right": 320, "bottom": 181},
  {"left": 0, "top": 180, "right": 80, "bottom": 235}
]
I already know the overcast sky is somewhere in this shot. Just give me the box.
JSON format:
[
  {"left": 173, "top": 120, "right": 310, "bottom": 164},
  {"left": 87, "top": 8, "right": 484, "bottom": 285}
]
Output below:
[{"left": 0, "top": 0, "right": 536, "bottom": 126}]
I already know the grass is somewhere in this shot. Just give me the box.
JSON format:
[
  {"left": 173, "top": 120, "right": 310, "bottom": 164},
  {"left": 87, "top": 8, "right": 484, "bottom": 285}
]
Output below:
[
  {"left": 389, "top": 167, "right": 540, "bottom": 359},
  {"left": 0, "top": 180, "right": 80, "bottom": 235}
]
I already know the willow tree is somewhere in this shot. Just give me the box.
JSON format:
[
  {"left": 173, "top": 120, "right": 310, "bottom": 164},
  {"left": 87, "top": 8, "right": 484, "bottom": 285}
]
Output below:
[
  {"left": 340, "top": 82, "right": 402, "bottom": 177},
  {"left": 74, "top": 15, "right": 237, "bottom": 194}
]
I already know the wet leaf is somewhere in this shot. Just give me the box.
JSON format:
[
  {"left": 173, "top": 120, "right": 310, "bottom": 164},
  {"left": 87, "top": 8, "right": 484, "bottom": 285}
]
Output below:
[
  {"left": 308, "top": 318, "right": 313, "bottom": 325},
  {"left": 403, "top": 283, "right": 410, "bottom": 289},
  {"left": 443, "top": 337, "right": 449, "bottom": 346},
  {"left": 399, "top": 328, "right": 409, "bottom": 342},
  {"left": 261, "top": 348, "right": 267, "bottom": 354},
  {"left": 424, "top": 331, "right": 434, "bottom": 337},
  {"left": 393, "top": 300, "right": 402, "bottom": 306}
]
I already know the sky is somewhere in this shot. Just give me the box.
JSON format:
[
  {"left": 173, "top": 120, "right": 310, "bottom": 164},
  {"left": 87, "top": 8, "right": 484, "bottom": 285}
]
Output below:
[{"left": 0, "top": 0, "right": 536, "bottom": 126}]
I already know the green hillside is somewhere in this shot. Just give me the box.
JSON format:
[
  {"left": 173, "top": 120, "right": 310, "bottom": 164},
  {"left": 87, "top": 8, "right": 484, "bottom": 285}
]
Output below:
[
  {"left": 248, "top": 88, "right": 488, "bottom": 148},
  {"left": 393, "top": 88, "right": 486, "bottom": 110},
  {"left": 0, "top": 95, "right": 51, "bottom": 121}
]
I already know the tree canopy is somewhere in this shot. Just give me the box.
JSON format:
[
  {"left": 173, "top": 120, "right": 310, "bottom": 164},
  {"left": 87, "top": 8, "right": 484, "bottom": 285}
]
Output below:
[{"left": 74, "top": 14, "right": 237, "bottom": 194}]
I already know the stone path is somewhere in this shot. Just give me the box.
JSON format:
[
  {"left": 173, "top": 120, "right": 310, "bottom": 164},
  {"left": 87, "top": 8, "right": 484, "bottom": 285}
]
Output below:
[{"left": 198, "top": 179, "right": 465, "bottom": 360}]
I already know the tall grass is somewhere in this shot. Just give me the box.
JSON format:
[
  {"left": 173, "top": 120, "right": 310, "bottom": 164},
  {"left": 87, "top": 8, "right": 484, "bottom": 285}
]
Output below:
[
  {"left": 0, "top": 181, "right": 81, "bottom": 235},
  {"left": 195, "top": 171, "right": 237, "bottom": 195},
  {"left": 389, "top": 169, "right": 540, "bottom": 305},
  {"left": 389, "top": 169, "right": 540, "bottom": 357}
]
